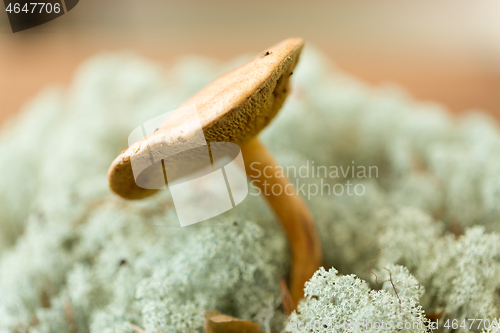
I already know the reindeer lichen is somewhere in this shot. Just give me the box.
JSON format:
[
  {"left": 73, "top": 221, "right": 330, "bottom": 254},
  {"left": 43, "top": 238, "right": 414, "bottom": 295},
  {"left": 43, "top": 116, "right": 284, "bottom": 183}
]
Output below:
[{"left": 0, "top": 47, "right": 499, "bottom": 332}]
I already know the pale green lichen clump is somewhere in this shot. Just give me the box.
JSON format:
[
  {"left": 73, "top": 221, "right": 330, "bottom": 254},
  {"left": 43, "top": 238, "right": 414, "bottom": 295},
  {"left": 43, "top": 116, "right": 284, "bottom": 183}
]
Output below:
[
  {"left": 0, "top": 47, "right": 499, "bottom": 332},
  {"left": 287, "top": 265, "right": 428, "bottom": 333}
]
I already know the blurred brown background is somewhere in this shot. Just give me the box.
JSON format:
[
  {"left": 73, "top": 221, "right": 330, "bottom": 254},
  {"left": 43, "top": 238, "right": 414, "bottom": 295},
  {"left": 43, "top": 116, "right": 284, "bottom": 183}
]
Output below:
[{"left": 1, "top": 0, "right": 500, "bottom": 125}]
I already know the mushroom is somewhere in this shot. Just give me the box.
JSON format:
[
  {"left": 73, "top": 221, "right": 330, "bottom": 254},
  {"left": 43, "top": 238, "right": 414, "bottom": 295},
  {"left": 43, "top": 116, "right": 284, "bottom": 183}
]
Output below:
[
  {"left": 108, "top": 38, "right": 322, "bottom": 306},
  {"left": 203, "top": 310, "right": 263, "bottom": 333}
]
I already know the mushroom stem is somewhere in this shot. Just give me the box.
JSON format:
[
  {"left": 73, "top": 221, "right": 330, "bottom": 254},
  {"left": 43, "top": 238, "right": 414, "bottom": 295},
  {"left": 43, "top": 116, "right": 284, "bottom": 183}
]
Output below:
[{"left": 240, "top": 137, "right": 322, "bottom": 306}]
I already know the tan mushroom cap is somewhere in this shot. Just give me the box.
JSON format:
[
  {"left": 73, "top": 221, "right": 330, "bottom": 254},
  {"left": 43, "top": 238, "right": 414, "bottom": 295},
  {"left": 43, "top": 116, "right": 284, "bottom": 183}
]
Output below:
[{"left": 108, "top": 37, "right": 304, "bottom": 199}]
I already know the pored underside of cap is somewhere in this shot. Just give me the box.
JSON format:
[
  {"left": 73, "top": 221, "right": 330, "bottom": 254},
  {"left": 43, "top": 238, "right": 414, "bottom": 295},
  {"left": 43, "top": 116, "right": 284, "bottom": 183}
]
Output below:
[{"left": 108, "top": 37, "right": 304, "bottom": 199}]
